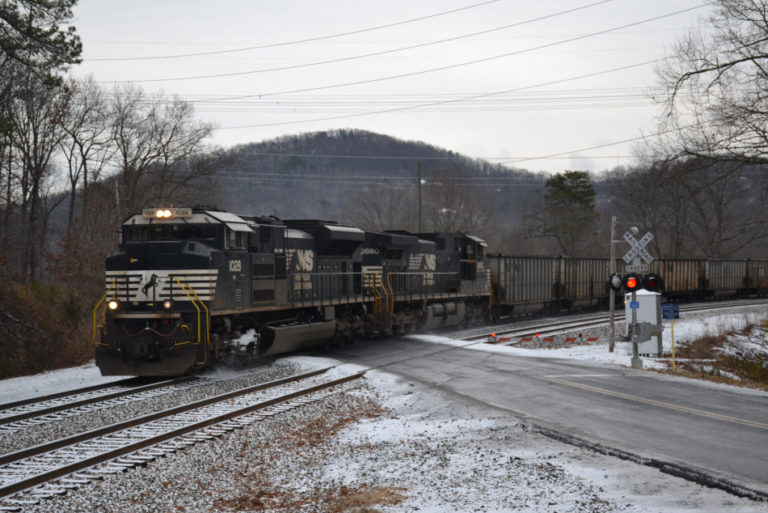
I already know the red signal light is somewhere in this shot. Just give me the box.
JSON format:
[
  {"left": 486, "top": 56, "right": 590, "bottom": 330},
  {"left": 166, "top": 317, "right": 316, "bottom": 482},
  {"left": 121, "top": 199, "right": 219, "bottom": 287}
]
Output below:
[
  {"left": 643, "top": 273, "right": 663, "bottom": 292},
  {"left": 622, "top": 274, "right": 643, "bottom": 291}
]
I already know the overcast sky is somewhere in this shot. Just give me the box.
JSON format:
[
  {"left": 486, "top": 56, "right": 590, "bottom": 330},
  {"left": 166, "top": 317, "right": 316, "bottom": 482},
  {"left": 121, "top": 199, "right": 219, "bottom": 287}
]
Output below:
[{"left": 71, "top": 0, "right": 711, "bottom": 174}]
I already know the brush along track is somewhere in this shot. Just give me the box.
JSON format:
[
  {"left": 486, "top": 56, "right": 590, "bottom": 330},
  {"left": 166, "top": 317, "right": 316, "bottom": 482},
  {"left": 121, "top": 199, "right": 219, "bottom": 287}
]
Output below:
[{"left": 0, "top": 367, "right": 362, "bottom": 511}]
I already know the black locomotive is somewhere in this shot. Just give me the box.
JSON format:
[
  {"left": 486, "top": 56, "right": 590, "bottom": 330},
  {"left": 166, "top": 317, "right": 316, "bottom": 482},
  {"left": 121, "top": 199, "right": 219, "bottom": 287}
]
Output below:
[{"left": 93, "top": 207, "right": 491, "bottom": 376}]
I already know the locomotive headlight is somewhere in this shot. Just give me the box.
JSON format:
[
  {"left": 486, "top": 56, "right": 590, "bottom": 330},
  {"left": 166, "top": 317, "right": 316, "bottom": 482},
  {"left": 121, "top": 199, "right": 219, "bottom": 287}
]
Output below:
[
  {"left": 107, "top": 300, "right": 120, "bottom": 311},
  {"left": 162, "top": 300, "right": 173, "bottom": 310}
]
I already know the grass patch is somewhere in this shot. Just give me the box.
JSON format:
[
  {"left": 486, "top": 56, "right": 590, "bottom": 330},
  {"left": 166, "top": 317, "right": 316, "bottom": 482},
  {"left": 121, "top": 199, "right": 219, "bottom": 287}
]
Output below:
[
  {"left": 662, "top": 320, "right": 768, "bottom": 390},
  {"left": 211, "top": 391, "right": 403, "bottom": 512},
  {"left": 323, "top": 485, "right": 408, "bottom": 513}
]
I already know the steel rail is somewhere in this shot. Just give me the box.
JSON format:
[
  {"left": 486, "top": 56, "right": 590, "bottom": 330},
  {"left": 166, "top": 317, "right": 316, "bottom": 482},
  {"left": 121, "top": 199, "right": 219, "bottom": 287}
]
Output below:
[
  {"left": 0, "top": 367, "right": 362, "bottom": 500},
  {"left": 0, "top": 367, "right": 326, "bottom": 466},
  {"left": 465, "top": 316, "right": 620, "bottom": 343},
  {"left": 0, "top": 377, "right": 196, "bottom": 426},
  {"left": 466, "top": 300, "right": 768, "bottom": 344},
  {"left": 0, "top": 378, "right": 141, "bottom": 412}
]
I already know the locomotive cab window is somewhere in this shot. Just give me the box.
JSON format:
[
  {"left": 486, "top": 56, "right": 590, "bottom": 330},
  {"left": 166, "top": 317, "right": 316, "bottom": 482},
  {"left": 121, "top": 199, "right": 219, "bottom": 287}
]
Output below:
[
  {"left": 123, "top": 224, "right": 216, "bottom": 244},
  {"left": 226, "top": 229, "right": 245, "bottom": 250},
  {"left": 465, "top": 243, "right": 476, "bottom": 260}
]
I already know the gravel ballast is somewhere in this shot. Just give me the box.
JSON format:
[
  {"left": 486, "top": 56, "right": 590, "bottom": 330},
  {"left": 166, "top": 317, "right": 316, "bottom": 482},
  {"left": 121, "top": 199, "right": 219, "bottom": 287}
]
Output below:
[
  {"left": 13, "top": 362, "right": 768, "bottom": 513},
  {"left": 0, "top": 363, "right": 302, "bottom": 455}
]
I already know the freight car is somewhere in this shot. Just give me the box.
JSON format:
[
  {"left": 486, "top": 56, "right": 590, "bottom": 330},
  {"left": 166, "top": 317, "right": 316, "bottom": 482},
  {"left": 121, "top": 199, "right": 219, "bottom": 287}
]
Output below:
[
  {"left": 487, "top": 254, "right": 768, "bottom": 318},
  {"left": 93, "top": 207, "right": 491, "bottom": 376}
]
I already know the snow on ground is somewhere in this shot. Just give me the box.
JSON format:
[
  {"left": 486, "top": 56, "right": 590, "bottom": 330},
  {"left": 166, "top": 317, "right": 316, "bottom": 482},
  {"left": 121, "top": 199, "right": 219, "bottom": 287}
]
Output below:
[
  {"left": 410, "top": 304, "right": 768, "bottom": 373},
  {"left": 318, "top": 368, "right": 768, "bottom": 513},
  {"left": 0, "top": 363, "right": 125, "bottom": 404}
]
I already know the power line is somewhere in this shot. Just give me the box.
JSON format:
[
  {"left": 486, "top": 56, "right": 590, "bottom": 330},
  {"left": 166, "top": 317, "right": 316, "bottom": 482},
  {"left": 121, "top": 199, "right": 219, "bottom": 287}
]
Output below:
[
  {"left": 501, "top": 120, "right": 710, "bottom": 164},
  {"left": 85, "top": 0, "right": 502, "bottom": 61},
  {"left": 115, "top": 0, "right": 615, "bottom": 83},
  {"left": 217, "top": 58, "right": 662, "bottom": 129},
  {"left": 211, "top": 174, "right": 549, "bottom": 187},
  {"left": 198, "top": 4, "right": 704, "bottom": 104}
]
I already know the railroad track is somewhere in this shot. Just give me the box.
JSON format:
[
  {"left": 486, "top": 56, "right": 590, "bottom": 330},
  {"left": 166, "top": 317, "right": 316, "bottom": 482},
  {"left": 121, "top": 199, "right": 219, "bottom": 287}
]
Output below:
[
  {"left": 0, "top": 367, "right": 362, "bottom": 511},
  {"left": 0, "top": 366, "right": 307, "bottom": 435},
  {"left": 0, "top": 376, "right": 199, "bottom": 434},
  {"left": 465, "top": 299, "right": 768, "bottom": 345},
  {"left": 0, "top": 378, "right": 139, "bottom": 412}
]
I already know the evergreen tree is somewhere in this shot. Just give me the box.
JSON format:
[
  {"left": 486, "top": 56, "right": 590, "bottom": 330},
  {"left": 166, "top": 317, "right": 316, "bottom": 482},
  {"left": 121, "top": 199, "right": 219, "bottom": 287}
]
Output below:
[{"left": 541, "top": 170, "right": 597, "bottom": 255}]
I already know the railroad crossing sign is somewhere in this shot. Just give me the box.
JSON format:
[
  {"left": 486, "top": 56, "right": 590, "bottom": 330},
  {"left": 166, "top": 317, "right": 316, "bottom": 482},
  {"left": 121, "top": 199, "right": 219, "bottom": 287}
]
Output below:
[{"left": 622, "top": 231, "right": 654, "bottom": 265}]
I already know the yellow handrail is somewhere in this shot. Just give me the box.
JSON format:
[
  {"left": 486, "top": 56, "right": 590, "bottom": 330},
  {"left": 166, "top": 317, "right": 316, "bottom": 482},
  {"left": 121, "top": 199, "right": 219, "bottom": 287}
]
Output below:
[
  {"left": 183, "top": 278, "right": 210, "bottom": 348},
  {"left": 371, "top": 274, "right": 383, "bottom": 316},
  {"left": 385, "top": 272, "right": 395, "bottom": 314},
  {"left": 92, "top": 279, "right": 118, "bottom": 345},
  {"left": 173, "top": 277, "right": 208, "bottom": 348}
]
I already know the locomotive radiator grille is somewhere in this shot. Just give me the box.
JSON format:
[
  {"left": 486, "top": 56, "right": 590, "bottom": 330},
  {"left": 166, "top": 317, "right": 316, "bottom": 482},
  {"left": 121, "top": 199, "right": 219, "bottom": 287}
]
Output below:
[{"left": 105, "top": 269, "right": 218, "bottom": 302}]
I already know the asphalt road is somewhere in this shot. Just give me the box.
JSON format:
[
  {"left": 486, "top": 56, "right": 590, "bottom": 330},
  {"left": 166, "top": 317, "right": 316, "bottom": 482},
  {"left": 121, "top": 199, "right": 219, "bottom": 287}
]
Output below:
[{"left": 319, "top": 336, "right": 768, "bottom": 498}]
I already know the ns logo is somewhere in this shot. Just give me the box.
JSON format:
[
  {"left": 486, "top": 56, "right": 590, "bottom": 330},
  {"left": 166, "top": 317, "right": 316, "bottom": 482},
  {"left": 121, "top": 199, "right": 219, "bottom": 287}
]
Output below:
[{"left": 292, "top": 249, "right": 315, "bottom": 272}]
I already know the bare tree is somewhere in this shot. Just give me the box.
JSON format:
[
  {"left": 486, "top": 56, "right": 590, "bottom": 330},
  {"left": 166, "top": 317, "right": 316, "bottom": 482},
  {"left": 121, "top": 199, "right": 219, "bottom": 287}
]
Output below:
[
  {"left": 58, "top": 76, "right": 113, "bottom": 225},
  {"left": 7, "top": 76, "right": 66, "bottom": 279},
  {"left": 344, "top": 184, "right": 417, "bottom": 232},
  {"left": 684, "top": 161, "right": 767, "bottom": 257},
  {"left": 606, "top": 159, "right": 768, "bottom": 258},
  {"left": 109, "top": 83, "right": 215, "bottom": 217},
  {"left": 424, "top": 171, "right": 496, "bottom": 239},
  {"left": 60, "top": 77, "right": 114, "bottom": 226},
  {"left": 655, "top": 0, "right": 768, "bottom": 164},
  {"left": 604, "top": 162, "right": 697, "bottom": 259}
]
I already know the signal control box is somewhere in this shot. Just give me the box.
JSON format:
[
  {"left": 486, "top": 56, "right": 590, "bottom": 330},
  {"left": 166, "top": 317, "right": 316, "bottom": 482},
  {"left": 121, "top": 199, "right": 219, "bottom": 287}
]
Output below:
[{"left": 624, "top": 289, "right": 663, "bottom": 355}]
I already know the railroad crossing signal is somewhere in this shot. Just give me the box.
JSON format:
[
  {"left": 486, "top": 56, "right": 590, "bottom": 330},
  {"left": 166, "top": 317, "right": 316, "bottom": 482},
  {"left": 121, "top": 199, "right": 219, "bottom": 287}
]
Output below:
[
  {"left": 608, "top": 272, "right": 664, "bottom": 293},
  {"left": 622, "top": 231, "right": 654, "bottom": 265},
  {"left": 607, "top": 273, "right": 623, "bottom": 291},
  {"left": 644, "top": 273, "right": 664, "bottom": 292},
  {"left": 622, "top": 273, "right": 643, "bottom": 292},
  {"left": 623, "top": 231, "right": 654, "bottom": 273}
]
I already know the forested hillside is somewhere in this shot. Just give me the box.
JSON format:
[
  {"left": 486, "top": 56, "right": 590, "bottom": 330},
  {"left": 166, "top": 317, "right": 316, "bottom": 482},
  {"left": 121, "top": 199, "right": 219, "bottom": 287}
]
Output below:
[{"left": 212, "top": 129, "right": 545, "bottom": 249}]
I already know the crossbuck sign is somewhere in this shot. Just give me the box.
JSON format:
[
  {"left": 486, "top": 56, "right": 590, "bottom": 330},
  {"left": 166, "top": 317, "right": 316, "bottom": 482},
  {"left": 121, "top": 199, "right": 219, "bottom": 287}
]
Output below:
[{"left": 623, "top": 231, "right": 654, "bottom": 272}]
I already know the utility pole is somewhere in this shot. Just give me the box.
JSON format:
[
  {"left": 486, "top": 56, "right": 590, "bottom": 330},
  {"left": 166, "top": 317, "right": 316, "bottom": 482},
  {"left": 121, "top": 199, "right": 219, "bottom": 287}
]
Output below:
[
  {"left": 609, "top": 215, "right": 616, "bottom": 352},
  {"left": 417, "top": 161, "right": 423, "bottom": 232}
]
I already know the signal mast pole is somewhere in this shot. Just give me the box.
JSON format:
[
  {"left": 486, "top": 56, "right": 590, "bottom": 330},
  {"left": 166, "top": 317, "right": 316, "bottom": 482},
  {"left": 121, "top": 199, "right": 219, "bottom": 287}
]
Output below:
[
  {"left": 609, "top": 216, "right": 616, "bottom": 352},
  {"left": 417, "top": 161, "right": 423, "bottom": 233}
]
